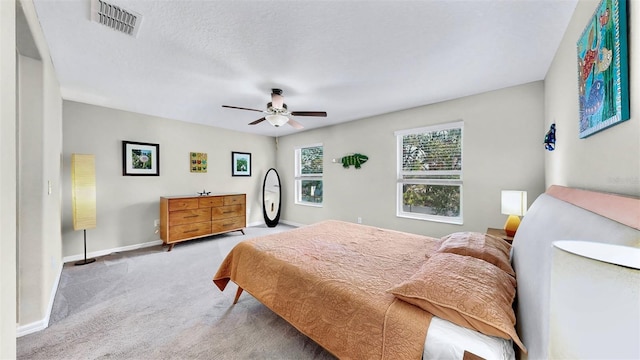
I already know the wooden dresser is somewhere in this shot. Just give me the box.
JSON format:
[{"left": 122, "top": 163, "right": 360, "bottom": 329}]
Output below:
[{"left": 160, "top": 194, "right": 246, "bottom": 251}]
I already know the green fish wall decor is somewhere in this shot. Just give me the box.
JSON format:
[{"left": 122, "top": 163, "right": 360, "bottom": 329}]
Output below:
[{"left": 340, "top": 153, "right": 368, "bottom": 169}]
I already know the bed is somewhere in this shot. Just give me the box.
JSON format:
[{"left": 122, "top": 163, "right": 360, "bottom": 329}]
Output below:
[{"left": 213, "top": 186, "right": 640, "bottom": 359}]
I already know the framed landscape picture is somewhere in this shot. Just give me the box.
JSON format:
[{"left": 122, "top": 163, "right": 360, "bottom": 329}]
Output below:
[
  {"left": 122, "top": 141, "right": 160, "bottom": 176},
  {"left": 577, "top": 0, "right": 629, "bottom": 138},
  {"left": 231, "top": 151, "right": 251, "bottom": 177}
]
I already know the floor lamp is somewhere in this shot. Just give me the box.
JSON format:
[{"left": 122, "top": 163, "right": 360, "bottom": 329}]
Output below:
[{"left": 72, "top": 154, "right": 97, "bottom": 265}]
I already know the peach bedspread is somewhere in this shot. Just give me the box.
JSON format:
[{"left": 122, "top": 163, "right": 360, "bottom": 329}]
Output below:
[{"left": 213, "top": 220, "right": 439, "bottom": 359}]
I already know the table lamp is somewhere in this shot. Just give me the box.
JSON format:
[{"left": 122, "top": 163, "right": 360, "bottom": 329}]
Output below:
[{"left": 501, "top": 190, "right": 527, "bottom": 237}]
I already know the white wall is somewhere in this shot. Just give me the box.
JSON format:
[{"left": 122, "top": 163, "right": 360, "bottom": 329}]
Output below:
[
  {"left": 277, "top": 82, "right": 546, "bottom": 237},
  {"left": 0, "top": 0, "right": 17, "bottom": 356},
  {"left": 13, "top": 0, "right": 64, "bottom": 337},
  {"left": 17, "top": 53, "right": 64, "bottom": 329},
  {"left": 62, "top": 101, "right": 276, "bottom": 257},
  {"left": 545, "top": 0, "right": 639, "bottom": 197},
  {"left": 17, "top": 54, "right": 46, "bottom": 326},
  {"left": 40, "top": 30, "right": 64, "bottom": 332}
]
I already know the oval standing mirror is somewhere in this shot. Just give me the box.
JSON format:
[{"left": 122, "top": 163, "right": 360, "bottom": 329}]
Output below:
[{"left": 263, "top": 168, "right": 281, "bottom": 227}]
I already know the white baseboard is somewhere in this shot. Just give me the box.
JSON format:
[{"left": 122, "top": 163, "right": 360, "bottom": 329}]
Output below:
[
  {"left": 245, "top": 220, "right": 302, "bottom": 228},
  {"left": 280, "top": 219, "right": 305, "bottom": 228},
  {"left": 61, "top": 224, "right": 300, "bottom": 264},
  {"left": 16, "top": 261, "right": 63, "bottom": 338},
  {"left": 45, "top": 261, "right": 63, "bottom": 327},
  {"left": 62, "top": 239, "right": 163, "bottom": 264},
  {"left": 16, "top": 318, "right": 48, "bottom": 338},
  {"left": 248, "top": 219, "right": 304, "bottom": 228}
]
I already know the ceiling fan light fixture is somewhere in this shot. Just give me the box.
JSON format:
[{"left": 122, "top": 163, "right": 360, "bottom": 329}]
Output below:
[{"left": 266, "top": 114, "right": 289, "bottom": 127}]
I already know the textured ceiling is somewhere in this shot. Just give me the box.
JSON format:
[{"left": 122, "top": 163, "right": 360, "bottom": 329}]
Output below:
[{"left": 32, "top": 0, "right": 577, "bottom": 137}]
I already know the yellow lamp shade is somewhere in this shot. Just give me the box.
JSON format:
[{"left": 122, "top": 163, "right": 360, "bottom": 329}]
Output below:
[{"left": 72, "top": 154, "right": 96, "bottom": 230}]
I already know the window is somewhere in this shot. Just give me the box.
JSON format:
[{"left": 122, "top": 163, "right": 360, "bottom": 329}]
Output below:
[
  {"left": 295, "top": 144, "right": 323, "bottom": 206},
  {"left": 395, "top": 121, "right": 463, "bottom": 224}
]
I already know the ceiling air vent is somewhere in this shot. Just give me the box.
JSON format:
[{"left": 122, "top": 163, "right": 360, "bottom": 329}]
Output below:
[{"left": 90, "top": 0, "right": 143, "bottom": 37}]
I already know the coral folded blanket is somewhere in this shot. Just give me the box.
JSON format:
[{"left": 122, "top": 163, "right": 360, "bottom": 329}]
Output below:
[{"left": 213, "top": 220, "right": 439, "bottom": 359}]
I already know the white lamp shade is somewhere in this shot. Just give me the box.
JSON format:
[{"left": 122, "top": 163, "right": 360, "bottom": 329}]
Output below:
[
  {"left": 266, "top": 114, "right": 289, "bottom": 127},
  {"left": 501, "top": 190, "right": 527, "bottom": 216}
]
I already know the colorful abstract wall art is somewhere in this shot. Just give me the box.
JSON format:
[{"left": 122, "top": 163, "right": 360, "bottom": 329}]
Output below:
[{"left": 577, "top": 0, "right": 629, "bottom": 138}]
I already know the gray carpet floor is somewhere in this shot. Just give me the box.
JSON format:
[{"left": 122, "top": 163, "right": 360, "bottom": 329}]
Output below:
[{"left": 17, "top": 224, "right": 336, "bottom": 360}]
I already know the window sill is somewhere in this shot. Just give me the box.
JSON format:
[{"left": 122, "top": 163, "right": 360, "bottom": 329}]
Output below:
[
  {"left": 295, "top": 202, "right": 323, "bottom": 208},
  {"left": 396, "top": 212, "right": 463, "bottom": 225}
]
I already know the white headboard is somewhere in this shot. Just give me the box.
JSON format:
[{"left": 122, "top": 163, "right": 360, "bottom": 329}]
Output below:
[{"left": 511, "top": 185, "right": 639, "bottom": 359}]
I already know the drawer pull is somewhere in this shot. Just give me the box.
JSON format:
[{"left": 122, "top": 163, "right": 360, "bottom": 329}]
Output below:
[
  {"left": 183, "top": 229, "right": 199, "bottom": 233},
  {"left": 223, "top": 211, "right": 232, "bottom": 214},
  {"left": 183, "top": 215, "right": 199, "bottom": 218},
  {"left": 223, "top": 223, "right": 235, "bottom": 227}
]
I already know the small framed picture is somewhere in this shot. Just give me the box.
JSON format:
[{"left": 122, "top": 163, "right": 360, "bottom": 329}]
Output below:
[
  {"left": 231, "top": 151, "right": 251, "bottom": 177},
  {"left": 122, "top": 141, "right": 160, "bottom": 176},
  {"left": 190, "top": 152, "right": 207, "bottom": 173}
]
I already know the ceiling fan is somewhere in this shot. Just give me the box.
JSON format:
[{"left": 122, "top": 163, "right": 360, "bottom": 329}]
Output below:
[{"left": 222, "top": 89, "right": 327, "bottom": 129}]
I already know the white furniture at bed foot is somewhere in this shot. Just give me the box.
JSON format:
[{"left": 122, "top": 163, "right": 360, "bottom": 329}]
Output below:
[{"left": 549, "top": 241, "right": 640, "bottom": 359}]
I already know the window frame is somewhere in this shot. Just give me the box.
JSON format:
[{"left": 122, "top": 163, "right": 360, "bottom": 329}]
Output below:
[
  {"left": 294, "top": 143, "right": 324, "bottom": 207},
  {"left": 395, "top": 121, "right": 463, "bottom": 224}
]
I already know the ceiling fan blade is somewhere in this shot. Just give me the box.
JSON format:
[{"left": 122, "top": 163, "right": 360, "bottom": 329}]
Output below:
[
  {"left": 290, "top": 111, "right": 327, "bottom": 117},
  {"left": 287, "top": 118, "right": 304, "bottom": 129},
  {"left": 222, "top": 105, "right": 264, "bottom": 112},
  {"left": 249, "top": 117, "right": 266, "bottom": 125}
]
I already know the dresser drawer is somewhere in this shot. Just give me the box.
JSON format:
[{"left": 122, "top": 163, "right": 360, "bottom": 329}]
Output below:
[
  {"left": 199, "top": 196, "right": 224, "bottom": 208},
  {"left": 168, "top": 222, "right": 211, "bottom": 242},
  {"left": 169, "top": 208, "right": 211, "bottom": 226},
  {"left": 168, "top": 198, "right": 199, "bottom": 211},
  {"left": 212, "top": 204, "right": 245, "bottom": 220},
  {"left": 212, "top": 217, "right": 245, "bottom": 233},
  {"left": 224, "top": 195, "right": 245, "bottom": 206}
]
